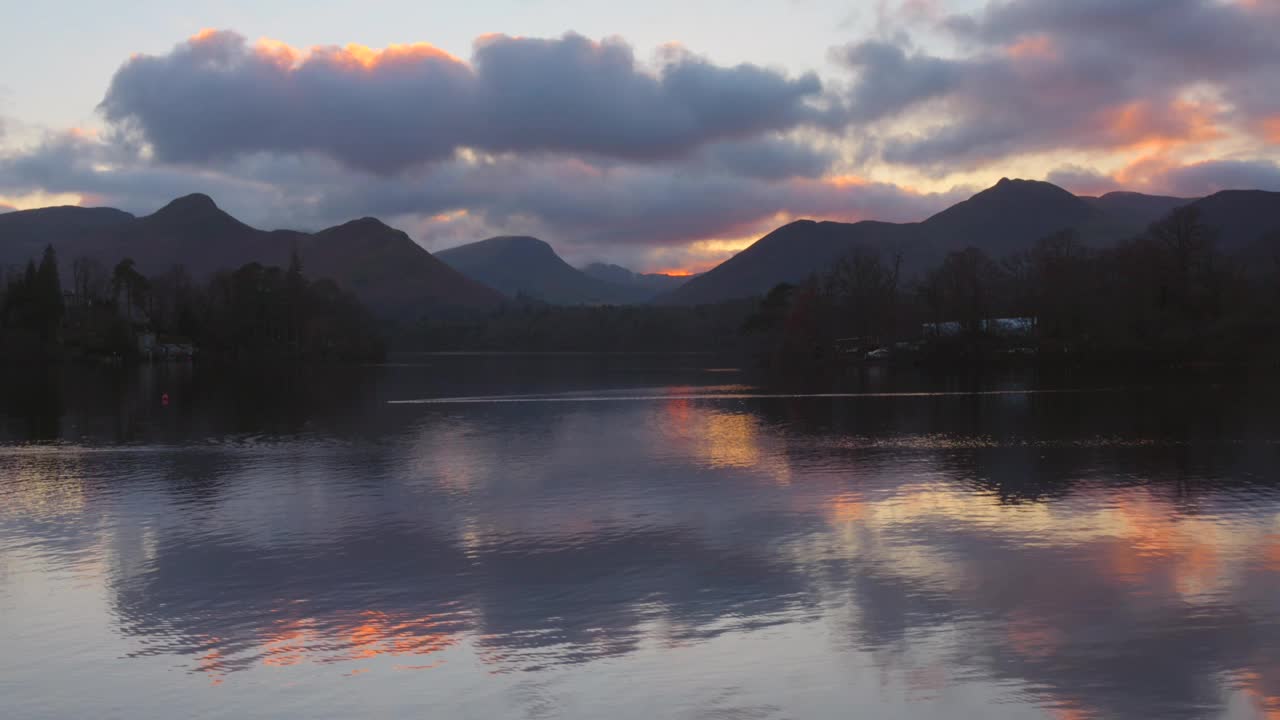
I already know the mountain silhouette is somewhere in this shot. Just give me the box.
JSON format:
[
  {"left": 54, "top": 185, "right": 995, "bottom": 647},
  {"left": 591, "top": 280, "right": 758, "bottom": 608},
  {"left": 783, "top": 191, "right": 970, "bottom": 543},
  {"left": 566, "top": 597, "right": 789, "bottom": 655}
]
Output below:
[
  {"left": 3, "top": 180, "right": 1276, "bottom": 313},
  {"left": 0, "top": 205, "right": 135, "bottom": 267},
  {"left": 436, "top": 236, "right": 646, "bottom": 304},
  {"left": 1082, "top": 191, "right": 1191, "bottom": 228},
  {"left": 657, "top": 179, "right": 1279, "bottom": 305},
  {"left": 1186, "top": 190, "right": 1280, "bottom": 251},
  {"left": 580, "top": 263, "right": 691, "bottom": 296},
  {"left": 0, "top": 195, "right": 502, "bottom": 314}
]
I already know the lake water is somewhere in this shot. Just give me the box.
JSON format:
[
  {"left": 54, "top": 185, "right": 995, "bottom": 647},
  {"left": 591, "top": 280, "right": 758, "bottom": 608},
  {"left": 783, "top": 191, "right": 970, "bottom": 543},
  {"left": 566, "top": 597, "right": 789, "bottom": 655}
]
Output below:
[{"left": 2, "top": 356, "right": 1278, "bottom": 719}]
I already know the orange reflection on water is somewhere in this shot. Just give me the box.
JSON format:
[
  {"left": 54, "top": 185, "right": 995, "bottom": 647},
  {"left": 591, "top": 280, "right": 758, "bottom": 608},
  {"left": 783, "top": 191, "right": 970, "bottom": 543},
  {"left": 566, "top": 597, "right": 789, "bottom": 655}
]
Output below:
[
  {"left": 195, "top": 640, "right": 227, "bottom": 687},
  {"left": 0, "top": 452, "right": 90, "bottom": 520},
  {"left": 1263, "top": 534, "right": 1280, "bottom": 572},
  {"left": 1047, "top": 705, "right": 1092, "bottom": 720},
  {"left": 659, "top": 392, "right": 790, "bottom": 482},
  {"left": 192, "top": 609, "right": 458, "bottom": 681},
  {"left": 825, "top": 493, "right": 867, "bottom": 525},
  {"left": 1004, "top": 612, "right": 1064, "bottom": 661},
  {"left": 1097, "top": 496, "right": 1228, "bottom": 599},
  {"left": 1237, "top": 669, "right": 1280, "bottom": 719}
]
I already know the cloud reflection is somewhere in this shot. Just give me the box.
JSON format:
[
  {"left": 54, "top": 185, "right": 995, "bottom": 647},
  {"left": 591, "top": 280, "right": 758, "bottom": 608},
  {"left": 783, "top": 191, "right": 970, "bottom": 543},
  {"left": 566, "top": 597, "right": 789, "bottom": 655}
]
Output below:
[{"left": 2, "top": 363, "right": 1279, "bottom": 719}]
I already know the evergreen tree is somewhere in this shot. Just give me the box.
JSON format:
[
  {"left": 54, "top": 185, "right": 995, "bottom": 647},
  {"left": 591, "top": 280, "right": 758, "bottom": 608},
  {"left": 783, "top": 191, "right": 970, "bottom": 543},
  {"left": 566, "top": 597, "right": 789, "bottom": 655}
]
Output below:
[{"left": 36, "top": 245, "right": 64, "bottom": 340}]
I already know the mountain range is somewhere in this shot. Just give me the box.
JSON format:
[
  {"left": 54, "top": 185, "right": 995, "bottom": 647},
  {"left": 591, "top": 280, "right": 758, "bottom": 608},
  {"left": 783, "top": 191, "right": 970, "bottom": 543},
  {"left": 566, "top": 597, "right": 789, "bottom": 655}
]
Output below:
[
  {"left": 580, "top": 263, "right": 693, "bottom": 295},
  {"left": 2, "top": 178, "right": 1276, "bottom": 314},
  {"left": 656, "top": 179, "right": 1278, "bottom": 305},
  {"left": 0, "top": 194, "right": 502, "bottom": 315},
  {"left": 434, "top": 236, "right": 677, "bottom": 305}
]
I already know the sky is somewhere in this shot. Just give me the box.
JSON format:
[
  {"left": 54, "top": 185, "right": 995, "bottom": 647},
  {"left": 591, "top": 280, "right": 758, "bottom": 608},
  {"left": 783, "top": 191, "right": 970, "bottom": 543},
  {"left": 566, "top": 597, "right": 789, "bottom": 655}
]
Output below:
[{"left": 1, "top": 0, "right": 1278, "bottom": 273}]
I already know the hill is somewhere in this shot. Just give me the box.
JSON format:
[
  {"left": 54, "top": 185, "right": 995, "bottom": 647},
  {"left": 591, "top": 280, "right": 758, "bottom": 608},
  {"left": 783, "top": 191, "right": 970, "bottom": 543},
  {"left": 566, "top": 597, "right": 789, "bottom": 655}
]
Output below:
[
  {"left": 0, "top": 194, "right": 502, "bottom": 315},
  {"left": 580, "top": 263, "right": 691, "bottom": 296},
  {"left": 436, "top": 236, "right": 645, "bottom": 304},
  {"left": 1185, "top": 190, "right": 1280, "bottom": 250}
]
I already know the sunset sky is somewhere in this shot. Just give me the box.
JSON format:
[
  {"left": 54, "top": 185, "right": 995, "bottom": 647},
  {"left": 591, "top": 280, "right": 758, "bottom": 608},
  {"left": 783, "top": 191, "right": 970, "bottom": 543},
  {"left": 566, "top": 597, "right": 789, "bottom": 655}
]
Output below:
[{"left": 1, "top": 0, "right": 1278, "bottom": 272}]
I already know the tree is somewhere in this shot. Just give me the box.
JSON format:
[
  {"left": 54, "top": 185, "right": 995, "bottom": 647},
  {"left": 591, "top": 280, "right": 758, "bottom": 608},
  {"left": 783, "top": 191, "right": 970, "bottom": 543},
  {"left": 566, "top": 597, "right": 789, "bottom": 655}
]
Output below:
[
  {"left": 931, "top": 247, "right": 1003, "bottom": 336},
  {"left": 823, "top": 247, "right": 902, "bottom": 341},
  {"left": 1027, "top": 229, "right": 1092, "bottom": 342},
  {"left": 112, "top": 258, "right": 148, "bottom": 322},
  {"left": 72, "top": 256, "right": 108, "bottom": 307},
  {"left": 35, "top": 245, "right": 64, "bottom": 340}
]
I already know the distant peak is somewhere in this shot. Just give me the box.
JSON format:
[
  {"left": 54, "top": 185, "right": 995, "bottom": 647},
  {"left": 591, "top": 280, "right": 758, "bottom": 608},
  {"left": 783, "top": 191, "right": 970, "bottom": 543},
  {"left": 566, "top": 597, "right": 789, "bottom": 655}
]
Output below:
[
  {"left": 144, "top": 193, "right": 245, "bottom": 227},
  {"left": 980, "top": 177, "right": 1073, "bottom": 198},
  {"left": 484, "top": 235, "right": 551, "bottom": 248},
  {"left": 161, "top": 193, "right": 219, "bottom": 213},
  {"left": 347, "top": 216, "right": 392, "bottom": 231}
]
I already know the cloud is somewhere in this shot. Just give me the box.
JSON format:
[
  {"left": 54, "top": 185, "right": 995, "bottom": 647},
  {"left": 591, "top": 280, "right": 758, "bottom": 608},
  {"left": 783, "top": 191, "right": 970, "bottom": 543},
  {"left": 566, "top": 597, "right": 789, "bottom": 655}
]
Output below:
[
  {"left": 1156, "top": 158, "right": 1280, "bottom": 195},
  {"left": 0, "top": 129, "right": 286, "bottom": 216},
  {"left": 1049, "top": 157, "right": 1280, "bottom": 197},
  {"left": 835, "top": 39, "right": 960, "bottom": 123},
  {"left": 700, "top": 136, "right": 835, "bottom": 180},
  {"left": 99, "top": 30, "right": 829, "bottom": 174},
  {"left": 308, "top": 154, "right": 964, "bottom": 258},
  {"left": 837, "top": 0, "right": 1280, "bottom": 173},
  {"left": 0, "top": 129, "right": 960, "bottom": 271}
]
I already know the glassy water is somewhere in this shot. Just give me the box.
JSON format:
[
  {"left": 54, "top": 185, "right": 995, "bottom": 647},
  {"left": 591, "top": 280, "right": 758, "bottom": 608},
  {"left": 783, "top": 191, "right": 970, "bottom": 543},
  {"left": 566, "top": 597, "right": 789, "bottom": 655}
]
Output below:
[{"left": 1, "top": 356, "right": 1278, "bottom": 719}]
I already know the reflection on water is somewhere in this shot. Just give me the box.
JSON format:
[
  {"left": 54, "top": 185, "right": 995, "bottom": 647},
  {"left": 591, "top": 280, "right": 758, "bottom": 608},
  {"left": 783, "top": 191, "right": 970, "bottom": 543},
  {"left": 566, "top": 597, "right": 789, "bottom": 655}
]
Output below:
[{"left": 1, "top": 357, "right": 1279, "bottom": 719}]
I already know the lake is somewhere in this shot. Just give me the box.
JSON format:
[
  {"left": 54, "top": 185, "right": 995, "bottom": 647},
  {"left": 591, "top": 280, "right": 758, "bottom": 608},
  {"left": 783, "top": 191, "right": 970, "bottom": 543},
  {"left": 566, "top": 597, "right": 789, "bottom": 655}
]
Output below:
[{"left": 2, "top": 356, "right": 1278, "bottom": 719}]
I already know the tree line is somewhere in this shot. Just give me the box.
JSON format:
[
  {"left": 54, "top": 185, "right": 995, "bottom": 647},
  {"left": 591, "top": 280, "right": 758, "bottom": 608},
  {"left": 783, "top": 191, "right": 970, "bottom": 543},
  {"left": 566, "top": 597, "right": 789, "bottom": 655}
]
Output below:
[
  {"left": 410, "top": 206, "right": 1279, "bottom": 364},
  {"left": 1, "top": 248, "right": 384, "bottom": 362},
  {"left": 744, "top": 206, "right": 1280, "bottom": 365}
]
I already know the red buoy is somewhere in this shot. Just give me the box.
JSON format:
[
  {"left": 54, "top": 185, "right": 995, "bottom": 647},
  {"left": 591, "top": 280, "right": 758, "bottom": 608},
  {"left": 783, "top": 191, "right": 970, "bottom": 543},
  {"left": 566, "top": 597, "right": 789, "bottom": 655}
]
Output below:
[{"left": 161, "top": 393, "right": 170, "bottom": 407}]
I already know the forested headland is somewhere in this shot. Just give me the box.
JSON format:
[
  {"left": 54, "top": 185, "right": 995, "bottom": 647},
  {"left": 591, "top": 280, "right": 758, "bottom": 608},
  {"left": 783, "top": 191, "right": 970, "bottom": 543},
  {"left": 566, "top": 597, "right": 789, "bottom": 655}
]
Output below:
[{"left": 1, "top": 248, "right": 384, "bottom": 363}]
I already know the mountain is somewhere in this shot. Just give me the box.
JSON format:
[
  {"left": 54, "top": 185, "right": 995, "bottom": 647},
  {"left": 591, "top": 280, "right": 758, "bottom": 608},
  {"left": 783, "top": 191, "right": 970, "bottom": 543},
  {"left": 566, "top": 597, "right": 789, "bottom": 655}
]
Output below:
[
  {"left": 580, "top": 263, "right": 691, "bottom": 296},
  {"left": 1083, "top": 191, "right": 1191, "bottom": 229},
  {"left": 0, "top": 205, "right": 135, "bottom": 268},
  {"left": 436, "top": 236, "right": 645, "bottom": 304},
  {"left": 1185, "top": 190, "right": 1280, "bottom": 252},
  {"left": 0, "top": 194, "right": 502, "bottom": 315},
  {"left": 918, "top": 178, "right": 1106, "bottom": 258},
  {"left": 658, "top": 179, "right": 1235, "bottom": 305},
  {"left": 657, "top": 220, "right": 919, "bottom": 305}
]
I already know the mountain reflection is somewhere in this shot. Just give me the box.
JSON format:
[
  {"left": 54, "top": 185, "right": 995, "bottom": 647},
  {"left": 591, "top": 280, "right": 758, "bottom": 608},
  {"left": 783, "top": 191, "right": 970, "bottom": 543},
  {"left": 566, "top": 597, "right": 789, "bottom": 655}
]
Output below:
[{"left": 2, "top": 359, "right": 1279, "bottom": 719}]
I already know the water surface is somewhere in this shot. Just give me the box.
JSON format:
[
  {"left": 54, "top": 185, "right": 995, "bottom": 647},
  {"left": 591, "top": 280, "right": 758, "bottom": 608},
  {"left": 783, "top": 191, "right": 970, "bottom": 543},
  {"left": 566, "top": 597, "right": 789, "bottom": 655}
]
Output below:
[{"left": 2, "top": 356, "right": 1278, "bottom": 719}]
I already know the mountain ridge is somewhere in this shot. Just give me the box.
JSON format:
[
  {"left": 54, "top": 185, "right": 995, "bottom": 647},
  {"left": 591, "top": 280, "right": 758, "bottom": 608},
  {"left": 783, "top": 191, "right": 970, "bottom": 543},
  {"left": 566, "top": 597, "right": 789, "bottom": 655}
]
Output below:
[
  {"left": 437, "top": 236, "right": 651, "bottom": 305},
  {"left": 656, "top": 180, "right": 1278, "bottom": 305},
  {"left": 4, "top": 180, "right": 1276, "bottom": 313},
  {"left": 0, "top": 195, "right": 503, "bottom": 315}
]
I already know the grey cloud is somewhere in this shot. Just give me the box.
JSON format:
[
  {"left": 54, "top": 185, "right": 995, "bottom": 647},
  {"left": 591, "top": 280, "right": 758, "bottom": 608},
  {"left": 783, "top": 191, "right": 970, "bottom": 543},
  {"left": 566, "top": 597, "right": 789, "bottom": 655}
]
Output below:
[
  {"left": 1157, "top": 159, "right": 1280, "bottom": 196},
  {"left": 700, "top": 136, "right": 835, "bottom": 180},
  {"left": 0, "top": 130, "right": 957, "bottom": 265},
  {"left": 98, "top": 30, "right": 828, "bottom": 174},
  {"left": 1044, "top": 165, "right": 1119, "bottom": 196},
  {"left": 312, "top": 154, "right": 964, "bottom": 257},
  {"left": 836, "top": 39, "right": 959, "bottom": 122},
  {"left": 1047, "top": 158, "right": 1280, "bottom": 198},
  {"left": 0, "top": 131, "right": 294, "bottom": 222},
  {"left": 840, "top": 0, "right": 1280, "bottom": 172}
]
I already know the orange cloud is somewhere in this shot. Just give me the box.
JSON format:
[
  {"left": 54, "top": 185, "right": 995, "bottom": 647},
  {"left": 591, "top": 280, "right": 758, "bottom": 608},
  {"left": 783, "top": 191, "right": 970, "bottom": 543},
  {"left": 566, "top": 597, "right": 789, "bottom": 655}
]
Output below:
[
  {"left": 186, "top": 28, "right": 465, "bottom": 72},
  {"left": 320, "top": 42, "right": 463, "bottom": 71},
  {"left": 189, "top": 27, "right": 221, "bottom": 43},
  {"left": 1005, "top": 34, "right": 1057, "bottom": 61},
  {"left": 1261, "top": 115, "right": 1280, "bottom": 144},
  {"left": 1098, "top": 99, "right": 1223, "bottom": 155}
]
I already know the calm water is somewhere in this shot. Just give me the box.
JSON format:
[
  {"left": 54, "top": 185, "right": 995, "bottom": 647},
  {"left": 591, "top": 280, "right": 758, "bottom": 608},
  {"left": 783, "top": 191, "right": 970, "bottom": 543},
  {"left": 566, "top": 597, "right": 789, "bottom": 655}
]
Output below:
[{"left": 2, "top": 356, "right": 1278, "bottom": 720}]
